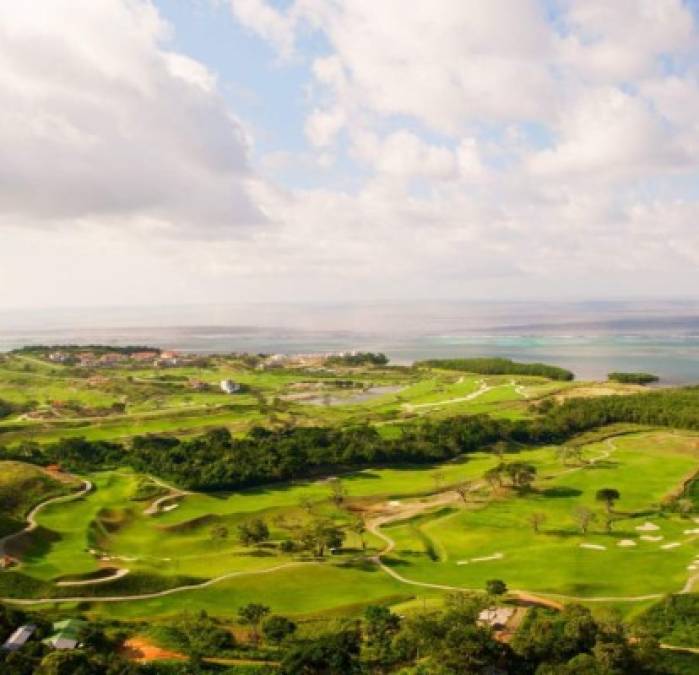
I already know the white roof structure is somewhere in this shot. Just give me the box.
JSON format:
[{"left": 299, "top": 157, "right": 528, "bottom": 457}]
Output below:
[
  {"left": 478, "top": 607, "right": 514, "bottom": 628},
  {"left": 47, "top": 636, "right": 79, "bottom": 650},
  {"left": 2, "top": 624, "right": 36, "bottom": 651},
  {"left": 220, "top": 379, "right": 240, "bottom": 394}
]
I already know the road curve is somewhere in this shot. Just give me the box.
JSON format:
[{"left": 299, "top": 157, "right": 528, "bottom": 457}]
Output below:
[
  {"left": 0, "top": 478, "right": 93, "bottom": 558},
  {"left": 1, "top": 562, "right": 313, "bottom": 605}
]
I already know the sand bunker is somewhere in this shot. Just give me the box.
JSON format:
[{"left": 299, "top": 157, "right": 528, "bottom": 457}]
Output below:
[
  {"left": 640, "top": 535, "right": 664, "bottom": 542},
  {"left": 163, "top": 504, "right": 179, "bottom": 512},
  {"left": 636, "top": 522, "right": 660, "bottom": 532},
  {"left": 688, "top": 565, "right": 697, "bottom": 571},
  {"left": 389, "top": 500, "right": 401, "bottom": 507},
  {"left": 617, "top": 539, "right": 636, "bottom": 547},
  {"left": 580, "top": 543, "right": 606, "bottom": 551},
  {"left": 684, "top": 528, "right": 699, "bottom": 535},
  {"left": 457, "top": 552, "right": 504, "bottom": 565},
  {"left": 661, "top": 542, "right": 681, "bottom": 550}
]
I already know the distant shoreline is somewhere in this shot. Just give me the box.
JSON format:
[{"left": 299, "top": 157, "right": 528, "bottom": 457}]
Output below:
[{"left": 2, "top": 331, "right": 699, "bottom": 384}]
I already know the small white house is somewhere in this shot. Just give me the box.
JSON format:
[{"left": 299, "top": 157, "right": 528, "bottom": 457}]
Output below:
[
  {"left": 2, "top": 625, "right": 36, "bottom": 651},
  {"left": 478, "top": 607, "right": 514, "bottom": 629},
  {"left": 220, "top": 379, "right": 241, "bottom": 394}
]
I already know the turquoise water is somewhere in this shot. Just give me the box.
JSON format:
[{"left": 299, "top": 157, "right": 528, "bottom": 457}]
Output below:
[{"left": 1, "top": 301, "right": 698, "bottom": 383}]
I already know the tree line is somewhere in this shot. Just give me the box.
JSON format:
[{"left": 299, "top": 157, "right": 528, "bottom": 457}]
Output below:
[
  {"left": 608, "top": 371, "right": 660, "bottom": 384},
  {"left": 2, "top": 386, "right": 699, "bottom": 492},
  {"left": 0, "top": 593, "right": 680, "bottom": 674},
  {"left": 415, "top": 357, "right": 575, "bottom": 380}
]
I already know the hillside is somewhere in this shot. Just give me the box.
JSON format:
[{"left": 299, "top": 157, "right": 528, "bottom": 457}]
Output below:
[{"left": 0, "top": 461, "right": 77, "bottom": 538}]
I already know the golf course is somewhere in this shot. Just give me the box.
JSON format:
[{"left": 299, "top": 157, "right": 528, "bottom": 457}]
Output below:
[{"left": 2, "top": 347, "right": 699, "bottom": 673}]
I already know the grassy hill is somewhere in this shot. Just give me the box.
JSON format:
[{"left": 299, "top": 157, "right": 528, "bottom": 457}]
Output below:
[{"left": 0, "top": 461, "right": 76, "bottom": 538}]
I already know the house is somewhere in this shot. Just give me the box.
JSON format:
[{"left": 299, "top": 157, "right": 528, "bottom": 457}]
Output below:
[
  {"left": 0, "top": 555, "right": 17, "bottom": 569},
  {"left": 477, "top": 607, "right": 514, "bottom": 630},
  {"left": 155, "top": 350, "right": 184, "bottom": 367},
  {"left": 130, "top": 351, "right": 159, "bottom": 363},
  {"left": 220, "top": 379, "right": 241, "bottom": 394},
  {"left": 77, "top": 352, "right": 97, "bottom": 367},
  {"left": 2, "top": 624, "right": 36, "bottom": 651},
  {"left": 48, "top": 352, "right": 70, "bottom": 364},
  {"left": 97, "top": 353, "right": 128, "bottom": 366},
  {"left": 44, "top": 619, "right": 87, "bottom": 650}
]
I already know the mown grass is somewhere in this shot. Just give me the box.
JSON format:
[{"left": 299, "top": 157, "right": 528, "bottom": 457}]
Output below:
[
  {"left": 0, "top": 461, "right": 78, "bottom": 537},
  {"left": 385, "top": 431, "right": 699, "bottom": 598}
]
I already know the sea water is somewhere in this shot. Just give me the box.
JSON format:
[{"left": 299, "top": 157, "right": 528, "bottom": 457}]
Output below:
[{"left": 0, "top": 300, "right": 697, "bottom": 384}]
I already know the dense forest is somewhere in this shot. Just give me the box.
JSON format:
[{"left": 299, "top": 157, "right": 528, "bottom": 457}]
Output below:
[
  {"left": 416, "top": 357, "right": 575, "bottom": 381},
  {"left": 3, "top": 386, "right": 699, "bottom": 491}
]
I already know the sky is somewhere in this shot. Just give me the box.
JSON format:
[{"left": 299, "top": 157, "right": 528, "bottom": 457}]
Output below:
[{"left": 1, "top": 0, "right": 699, "bottom": 310}]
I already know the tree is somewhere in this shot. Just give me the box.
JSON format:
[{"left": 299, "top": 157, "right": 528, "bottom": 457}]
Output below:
[
  {"left": 35, "top": 651, "right": 95, "bottom": 675},
  {"left": 174, "top": 610, "right": 235, "bottom": 664},
  {"left": 454, "top": 481, "right": 473, "bottom": 504},
  {"left": 209, "top": 524, "right": 228, "bottom": 548},
  {"left": 556, "top": 445, "right": 583, "bottom": 466},
  {"left": 573, "top": 506, "right": 596, "bottom": 535},
  {"left": 676, "top": 498, "right": 694, "bottom": 517},
  {"left": 349, "top": 517, "right": 367, "bottom": 551},
  {"left": 431, "top": 470, "right": 446, "bottom": 491},
  {"left": 262, "top": 614, "right": 297, "bottom": 644},
  {"left": 484, "top": 465, "right": 504, "bottom": 490},
  {"left": 238, "top": 603, "right": 270, "bottom": 644},
  {"left": 299, "top": 519, "right": 345, "bottom": 557},
  {"left": 528, "top": 511, "right": 547, "bottom": 533},
  {"left": 492, "top": 441, "right": 508, "bottom": 460},
  {"left": 329, "top": 478, "right": 348, "bottom": 507},
  {"left": 595, "top": 488, "right": 620, "bottom": 514},
  {"left": 486, "top": 579, "right": 508, "bottom": 596},
  {"left": 281, "top": 627, "right": 362, "bottom": 674},
  {"left": 238, "top": 518, "right": 269, "bottom": 546},
  {"left": 505, "top": 462, "right": 537, "bottom": 491},
  {"left": 364, "top": 605, "right": 400, "bottom": 658},
  {"left": 298, "top": 495, "right": 314, "bottom": 513}
]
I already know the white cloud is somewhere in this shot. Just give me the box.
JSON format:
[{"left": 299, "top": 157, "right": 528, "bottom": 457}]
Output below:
[
  {"left": 305, "top": 106, "right": 346, "bottom": 146},
  {"left": 228, "top": 0, "right": 297, "bottom": 58},
  {"left": 0, "top": 0, "right": 262, "bottom": 236},
  {"left": 560, "top": 0, "right": 696, "bottom": 82},
  {"left": 528, "top": 87, "right": 688, "bottom": 177},
  {"left": 2, "top": 0, "right": 699, "bottom": 309},
  {"left": 352, "top": 130, "right": 457, "bottom": 180}
]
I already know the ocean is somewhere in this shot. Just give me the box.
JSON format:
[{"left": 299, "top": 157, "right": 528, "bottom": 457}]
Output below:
[{"left": 1, "top": 300, "right": 698, "bottom": 384}]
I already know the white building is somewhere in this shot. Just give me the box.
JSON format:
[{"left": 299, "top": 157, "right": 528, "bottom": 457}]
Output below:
[
  {"left": 220, "top": 379, "right": 241, "bottom": 394},
  {"left": 2, "top": 625, "right": 36, "bottom": 651}
]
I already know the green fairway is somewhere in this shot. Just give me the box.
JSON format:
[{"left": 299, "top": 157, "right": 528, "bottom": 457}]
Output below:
[
  {"left": 2, "top": 429, "right": 698, "bottom": 620},
  {"left": 383, "top": 431, "right": 699, "bottom": 598},
  {"left": 87, "top": 563, "right": 411, "bottom": 621}
]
